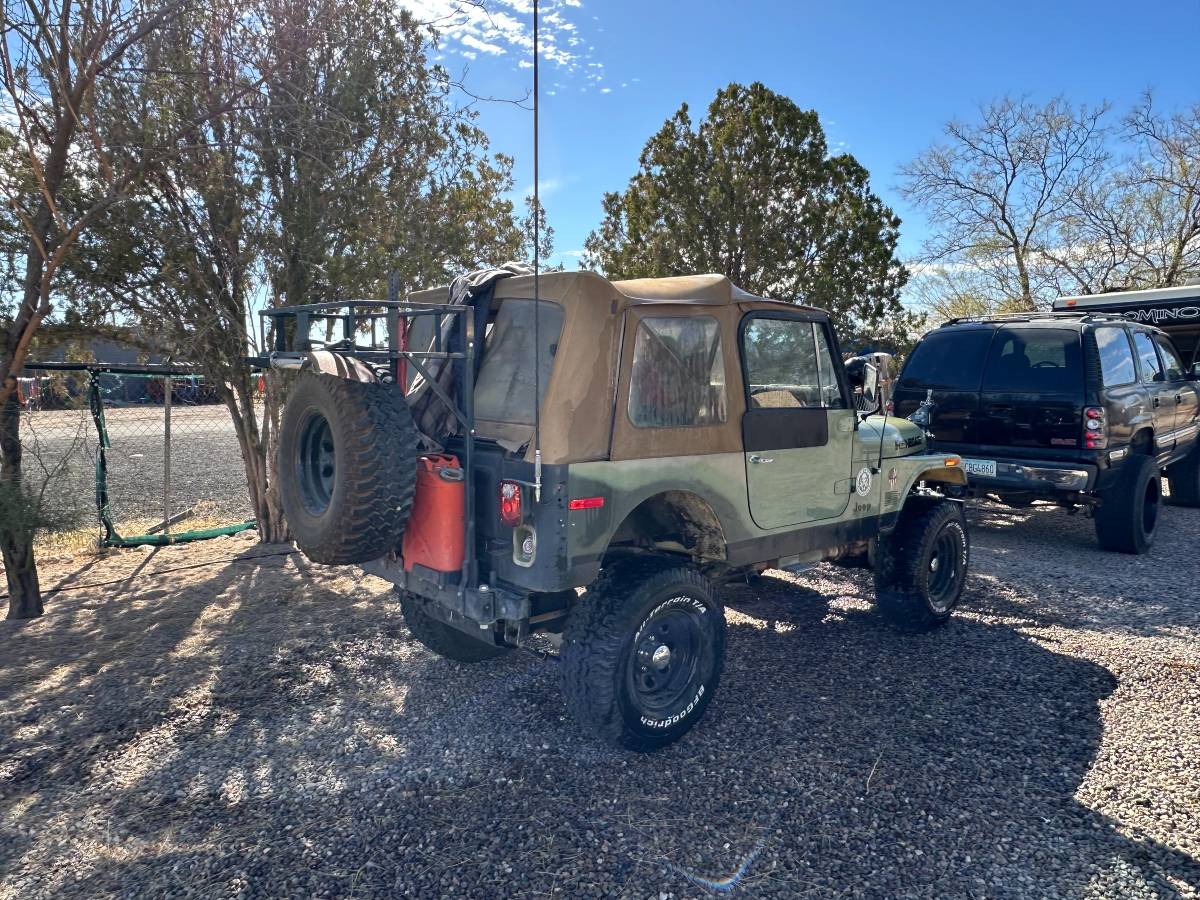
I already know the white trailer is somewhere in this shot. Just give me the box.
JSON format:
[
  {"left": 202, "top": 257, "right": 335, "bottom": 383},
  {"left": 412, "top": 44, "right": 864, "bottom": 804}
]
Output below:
[{"left": 1053, "top": 283, "right": 1200, "bottom": 370}]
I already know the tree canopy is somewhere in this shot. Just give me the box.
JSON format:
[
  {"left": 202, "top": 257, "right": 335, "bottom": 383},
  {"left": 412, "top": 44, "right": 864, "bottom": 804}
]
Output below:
[{"left": 583, "top": 82, "right": 908, "bottom": 329}]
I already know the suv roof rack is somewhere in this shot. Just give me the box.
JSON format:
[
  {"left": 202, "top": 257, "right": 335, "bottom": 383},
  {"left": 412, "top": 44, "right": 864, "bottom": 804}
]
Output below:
[{"left": 939, "top": 310, "right": 1133, "bottom": 327}]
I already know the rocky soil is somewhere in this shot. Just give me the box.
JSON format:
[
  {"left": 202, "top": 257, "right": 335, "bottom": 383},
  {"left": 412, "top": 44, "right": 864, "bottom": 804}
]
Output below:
[{"left": 1, "top": 501, "right": 1198, "bottom": 898}]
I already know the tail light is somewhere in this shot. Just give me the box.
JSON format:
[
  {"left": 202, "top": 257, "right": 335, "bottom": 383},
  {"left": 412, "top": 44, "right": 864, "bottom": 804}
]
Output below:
[
  {"left": 1083, "top": 406, "right": 1107, "bottom": 450},
  {"left": 499, "top": 480, "right": 523, "bottom": 527}
]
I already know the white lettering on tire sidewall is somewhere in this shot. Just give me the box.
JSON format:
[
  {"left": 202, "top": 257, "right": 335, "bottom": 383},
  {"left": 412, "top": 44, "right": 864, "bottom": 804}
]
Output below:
[{"left": 634, "top": 594, "right": 709, "bottom": 730}]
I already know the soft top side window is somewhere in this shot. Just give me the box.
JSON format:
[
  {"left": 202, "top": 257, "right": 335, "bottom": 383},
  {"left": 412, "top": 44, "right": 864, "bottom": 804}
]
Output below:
[
  {"left": 628, "top": 316, "right": 727, "bottom": 428},
  {"left": 742, "top": 316, "right": 844, "bottom": 410}
]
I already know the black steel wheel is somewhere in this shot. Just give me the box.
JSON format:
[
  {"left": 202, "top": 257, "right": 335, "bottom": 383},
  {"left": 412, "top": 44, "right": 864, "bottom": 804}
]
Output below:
[
  {"left": 561, "top": 559, "right": 725, "bottom": 752},
  {"left": 874, "top": 499, "right": 969, "bottom": 631},
  {"left": 296, "top": 410, "right": 336, "bottom": 515}
]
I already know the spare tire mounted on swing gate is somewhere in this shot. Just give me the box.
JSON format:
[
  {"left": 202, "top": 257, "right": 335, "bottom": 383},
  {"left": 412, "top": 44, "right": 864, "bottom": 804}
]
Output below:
[{"left": 278, "top": 371, "right": 419, "bottom": 565}]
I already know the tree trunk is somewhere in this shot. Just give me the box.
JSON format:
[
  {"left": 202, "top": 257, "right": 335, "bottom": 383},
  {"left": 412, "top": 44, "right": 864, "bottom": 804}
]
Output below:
[
  {"left": 220, "top": 373, "right": 289, "bottom": 544},
  {"left": 1, "top": 393, "right": 42, "bottom": 619}
]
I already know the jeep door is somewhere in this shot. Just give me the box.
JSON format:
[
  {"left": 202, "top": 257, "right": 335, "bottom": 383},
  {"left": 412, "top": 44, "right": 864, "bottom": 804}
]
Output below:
[
  {"left": 739, "top": 313, "right": 854, "bottom": 529},
  {"left": 1131, "top": 329, "right": 1179, "bottom": 451}
]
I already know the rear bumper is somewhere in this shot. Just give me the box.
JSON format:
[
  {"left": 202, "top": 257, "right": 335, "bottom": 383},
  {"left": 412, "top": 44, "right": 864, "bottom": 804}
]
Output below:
[{"left": 964, "top": 458, "right": 1098, "bottom": 494}]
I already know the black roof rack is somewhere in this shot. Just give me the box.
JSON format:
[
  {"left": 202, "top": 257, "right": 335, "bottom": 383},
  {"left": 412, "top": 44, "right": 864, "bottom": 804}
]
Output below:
[{"left": 939, "top": 310, "right": 1133, "bottom": 327}]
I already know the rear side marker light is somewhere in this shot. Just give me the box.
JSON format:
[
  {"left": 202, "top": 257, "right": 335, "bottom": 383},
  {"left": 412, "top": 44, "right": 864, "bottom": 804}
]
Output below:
[{"left": 568, "top": 497, "right": 605, "bottom": 510}]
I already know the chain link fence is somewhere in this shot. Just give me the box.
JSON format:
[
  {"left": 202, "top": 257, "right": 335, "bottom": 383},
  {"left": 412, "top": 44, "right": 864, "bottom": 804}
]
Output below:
[{"left": 20, "top": 364, "right": 257, "bottom": 548}]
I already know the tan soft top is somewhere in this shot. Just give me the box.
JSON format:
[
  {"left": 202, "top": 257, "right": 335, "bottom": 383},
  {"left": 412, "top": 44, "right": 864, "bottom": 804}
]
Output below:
[
  {"left": 406, "top": 272, "right": 824, "bottom": 463},
  {"left": 409, "top": 271, "right": 820, "bottom": 315}
]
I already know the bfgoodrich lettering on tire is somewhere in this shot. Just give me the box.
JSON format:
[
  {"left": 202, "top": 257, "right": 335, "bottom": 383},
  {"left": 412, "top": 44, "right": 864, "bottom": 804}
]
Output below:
[
  {"left": 560, "top": 559, "right": 725, "bottom": 752},
  {"left": 874, "top": 500, "right": 968, "bottom": 631}
]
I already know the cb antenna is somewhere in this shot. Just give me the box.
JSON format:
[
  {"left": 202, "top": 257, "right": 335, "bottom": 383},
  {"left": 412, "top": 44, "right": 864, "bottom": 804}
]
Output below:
[{"left": 532, "top": 0, "right": 542, "bottom": 502}]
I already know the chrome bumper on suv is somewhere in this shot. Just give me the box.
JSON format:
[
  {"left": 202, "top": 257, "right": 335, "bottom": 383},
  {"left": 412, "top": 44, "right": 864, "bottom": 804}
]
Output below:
[{"left": 963, "top": 458, "right": 1097, "bottom": 493}]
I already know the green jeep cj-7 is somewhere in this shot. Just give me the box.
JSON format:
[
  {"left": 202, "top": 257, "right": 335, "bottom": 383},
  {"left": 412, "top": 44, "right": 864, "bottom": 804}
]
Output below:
[{"left": 264, "top": 272, "right": 970, "bottom": 751}]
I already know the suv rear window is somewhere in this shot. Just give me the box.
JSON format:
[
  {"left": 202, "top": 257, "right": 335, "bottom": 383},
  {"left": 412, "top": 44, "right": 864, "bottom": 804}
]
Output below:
[
  {"left": 982, "top": 328, "right": 1082, "bottom": 393},
  {"left": 899, "top": 329, "right": 993, "bottom": 391}
]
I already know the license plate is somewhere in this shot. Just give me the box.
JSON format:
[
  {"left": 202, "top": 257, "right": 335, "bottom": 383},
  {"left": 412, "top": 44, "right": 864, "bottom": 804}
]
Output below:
[{"left": 961, "top": 458, "right": 997, "bottom": 478}]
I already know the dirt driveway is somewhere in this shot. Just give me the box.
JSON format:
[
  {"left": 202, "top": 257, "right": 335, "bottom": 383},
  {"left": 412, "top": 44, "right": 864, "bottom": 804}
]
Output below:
[{"left": 2, "top": 503, "right": 1199, "bottom": 898}]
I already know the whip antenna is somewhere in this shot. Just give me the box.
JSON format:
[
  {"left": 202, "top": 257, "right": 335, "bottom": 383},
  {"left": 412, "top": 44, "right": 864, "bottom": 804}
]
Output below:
[{"left": 532, "top": 0, "right": 542, "bottom": 502}]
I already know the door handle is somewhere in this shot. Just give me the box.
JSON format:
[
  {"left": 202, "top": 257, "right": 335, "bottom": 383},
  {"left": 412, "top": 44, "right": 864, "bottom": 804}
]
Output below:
[
  {"left": 749, "top": 455, "right": 775, "bottom": 464},
  {"left": 1153, "top": 397, "right": 1161, "bottom": 408},
  {"left": 1177, "top": 394, "right": 1185, "bottom": 405}
]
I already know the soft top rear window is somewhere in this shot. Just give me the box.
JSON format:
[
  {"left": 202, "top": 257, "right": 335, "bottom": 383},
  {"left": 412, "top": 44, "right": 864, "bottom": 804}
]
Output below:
[
  {"left": 898, "top": 329, "right": 993, "bottom": 391},
  {"left": 981, "top": 328, "right": 1082, "bottom": 393},
  {"left": 474, "top": 298, "right": 563, "bottom": 425}
]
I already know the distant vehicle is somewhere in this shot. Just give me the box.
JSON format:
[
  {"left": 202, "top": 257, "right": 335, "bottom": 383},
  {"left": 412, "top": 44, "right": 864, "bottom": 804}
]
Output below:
[
  {"left": 263, "top": 272, "right": 971, "bottom": 751},
  {"left": 894, "top": 312, "right": 1200, "bottom": 554}
]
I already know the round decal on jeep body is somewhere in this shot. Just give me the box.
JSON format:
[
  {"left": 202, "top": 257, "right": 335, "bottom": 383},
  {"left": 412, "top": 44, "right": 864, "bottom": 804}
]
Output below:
[{"left": 855, "top": 467, "right": 873, "bottom": 496}]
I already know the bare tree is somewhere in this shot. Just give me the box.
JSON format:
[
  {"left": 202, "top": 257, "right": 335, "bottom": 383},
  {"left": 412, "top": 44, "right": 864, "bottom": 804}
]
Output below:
[{"left": 900, "top": 96, "right": 1110, "bottom": 312}]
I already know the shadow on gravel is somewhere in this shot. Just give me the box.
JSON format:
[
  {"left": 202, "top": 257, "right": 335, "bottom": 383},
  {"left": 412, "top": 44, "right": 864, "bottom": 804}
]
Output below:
[
  {"left": 4, "top": 559, "right": 1198, "bottom": 898},
  {"left": 963, "top": 499, "right": 1200, "bottom": 638}
]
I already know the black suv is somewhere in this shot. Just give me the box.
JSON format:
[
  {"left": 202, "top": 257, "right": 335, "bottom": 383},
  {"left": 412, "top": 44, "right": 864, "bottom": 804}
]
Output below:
[{"left": 893, "top": 313, "right": 1200, "bottom": 553}]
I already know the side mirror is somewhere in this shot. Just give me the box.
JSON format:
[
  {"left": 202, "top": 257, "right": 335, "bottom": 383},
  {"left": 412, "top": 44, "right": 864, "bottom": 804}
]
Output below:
[
  {"left": 856, "top": 362, "right": 882, "bottom": 416},
  {"left": 1191, "top": 362, "right": 1200, "bottom": 380}
]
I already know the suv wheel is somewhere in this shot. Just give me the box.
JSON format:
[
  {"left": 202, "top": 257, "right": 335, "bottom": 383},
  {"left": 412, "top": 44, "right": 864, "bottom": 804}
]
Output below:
[
  {"left": 874, "top": 500, "right": 968, "bottom": 631},
  {"left": 398, "top": 590, "right": 510, "bottom": 663},
  {"left": 561, "top": 559, "right": 726, "bottom": 752},
  {"left": 1094, "top": 454, "right": 1161, "bottom": 554},
  {"left": 1166, "top": 442, "right": 1200, "bottom": 507}
]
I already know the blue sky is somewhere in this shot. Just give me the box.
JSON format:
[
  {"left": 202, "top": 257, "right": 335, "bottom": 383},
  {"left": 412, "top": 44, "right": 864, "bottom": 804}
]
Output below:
[{"left": 411, "top": 0, "right": 1198, "bottom": 285}]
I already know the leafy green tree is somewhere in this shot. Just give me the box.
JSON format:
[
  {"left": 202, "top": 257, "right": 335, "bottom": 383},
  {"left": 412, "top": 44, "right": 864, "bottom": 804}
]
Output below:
[
  {"left": 584, "top": 82, "right": 908, "bottom": 328},
  {"left": 78, "top": 0, "right": 535, "bottom": 546}
]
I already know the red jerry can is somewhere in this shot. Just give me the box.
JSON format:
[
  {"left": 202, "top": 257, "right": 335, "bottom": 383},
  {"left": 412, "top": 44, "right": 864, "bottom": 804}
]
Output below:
[{"left": 402, "top": 454, "right": 465, "bottom": 573}]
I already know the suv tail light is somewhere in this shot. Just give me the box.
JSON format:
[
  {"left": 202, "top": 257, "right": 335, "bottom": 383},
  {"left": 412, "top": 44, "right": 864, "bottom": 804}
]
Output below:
[
  {"left": 1083, "top": 406, "right": 1108, "bottom": 450},
  {"left": 499, "top": 480, "right": 523, "bottom": 527}
]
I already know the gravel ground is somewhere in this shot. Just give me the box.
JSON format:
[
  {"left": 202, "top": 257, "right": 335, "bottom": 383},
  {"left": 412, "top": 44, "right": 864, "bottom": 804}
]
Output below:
[{"left": 1, "top": 501, "right": 1198, "bottom": 898}]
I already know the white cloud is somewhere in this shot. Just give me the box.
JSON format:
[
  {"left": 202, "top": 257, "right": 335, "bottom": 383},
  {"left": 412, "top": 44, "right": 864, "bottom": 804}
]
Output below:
[
  {"left": 560, "top": 249, "right": 586, "bottom": 257},
  {"left": 402, "top": 0, "right": 589, "bottom": 72},
  {"left": 460, "top": 34, "right": 506, "bottom": 55},
  {"left": 600, "top": 87, "right": 611, "bottom": 94}
]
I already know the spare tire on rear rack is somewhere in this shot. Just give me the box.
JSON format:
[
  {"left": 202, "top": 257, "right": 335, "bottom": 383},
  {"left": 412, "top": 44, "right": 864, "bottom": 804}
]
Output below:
[{"left": 278, "top": 371, "right": 419, "bottom": 565}]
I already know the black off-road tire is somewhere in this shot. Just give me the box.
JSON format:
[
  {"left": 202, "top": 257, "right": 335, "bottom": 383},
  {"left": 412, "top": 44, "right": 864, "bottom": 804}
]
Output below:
[
  {"left": 874, "top": 500, "right": 968, "bottom": 631},
  {"left": 561, "top": 559, "right": 726, "bottom": 752},
  {"left": 1166, "top": 442, "right": 1200, "bottom": 507},
  {"left": 398, "top": 590, "right": 509, "bottom": 663},
  {"left": 279, "top": 373, "right": 418, "bottom": 564},
  {"left": 1094, "top": 453, "right": 1162, "bottom": 554}
]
